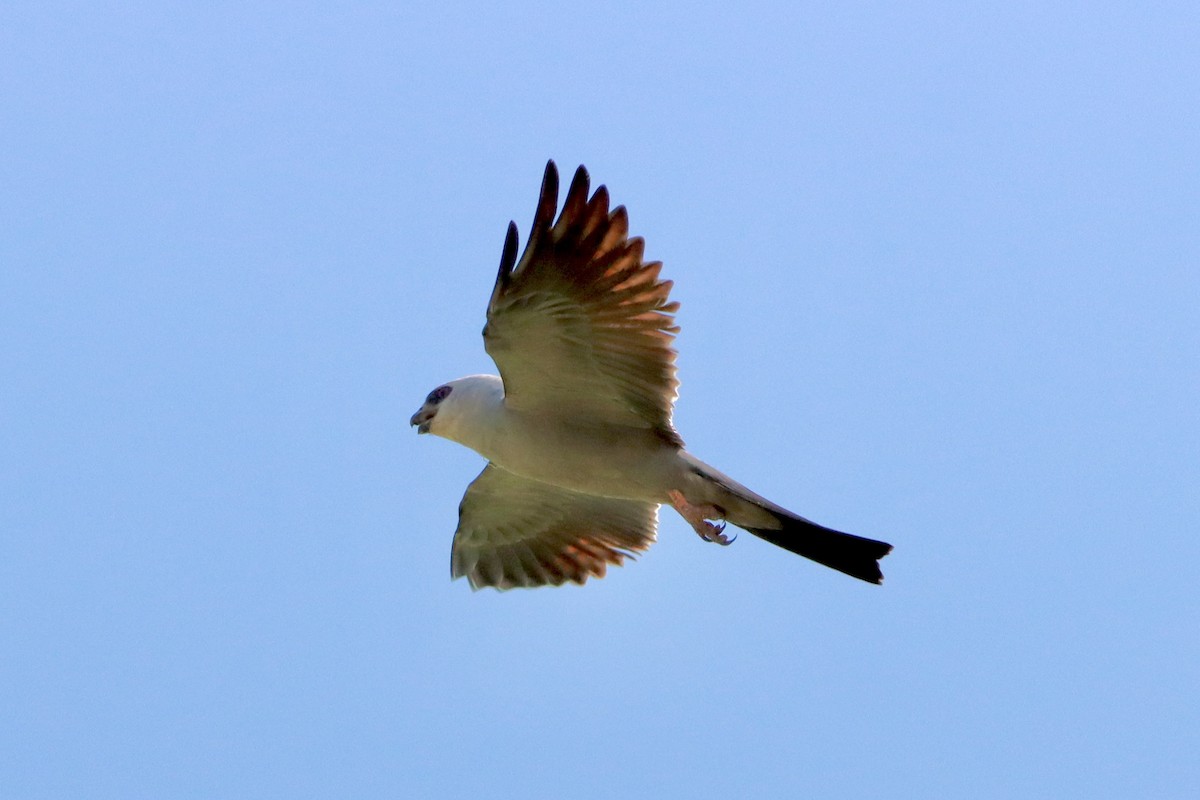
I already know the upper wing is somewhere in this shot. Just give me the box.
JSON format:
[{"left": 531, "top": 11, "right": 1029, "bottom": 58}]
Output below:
[
  {"left": 484, "top": 161, "right": 682, "bottom": 446},
  {"left": 452, "top": 464, "right": 658, "bottom": 590}
]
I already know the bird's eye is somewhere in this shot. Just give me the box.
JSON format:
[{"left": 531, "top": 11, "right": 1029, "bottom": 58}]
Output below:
[{"left": 427, "top": 386, "right": 452, "bottom": 404}]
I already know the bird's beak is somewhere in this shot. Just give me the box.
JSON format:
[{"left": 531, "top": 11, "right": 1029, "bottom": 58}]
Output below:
[{"left": 410, "top": 406, "right": 433, "bottom": 434}]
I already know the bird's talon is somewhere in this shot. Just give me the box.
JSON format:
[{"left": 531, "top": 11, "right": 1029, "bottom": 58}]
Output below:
[
  {"left": 670, "top": 490, "right": 733, "bottom": 546},
  {"left": 706, "top": 521, "right": 734, "bottom": 546}
]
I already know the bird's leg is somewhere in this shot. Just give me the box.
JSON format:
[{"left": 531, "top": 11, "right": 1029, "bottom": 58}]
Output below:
[{"left": 668, "top": 490, "right": 733, "bottom": 546}]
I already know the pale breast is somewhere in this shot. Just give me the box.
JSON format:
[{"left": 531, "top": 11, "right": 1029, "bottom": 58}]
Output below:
[{"left": 486, "top": 409, "right": 683, "bottom": 502}]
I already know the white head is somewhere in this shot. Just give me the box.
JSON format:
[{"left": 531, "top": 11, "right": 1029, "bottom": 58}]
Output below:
[{"left": 409, "top": 374, "right": 505, "bottom": 446}]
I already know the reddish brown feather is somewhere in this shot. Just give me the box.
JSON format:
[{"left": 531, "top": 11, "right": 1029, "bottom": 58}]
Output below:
[
  {"left": 451, "top": 464, "right": 657, "bottom": 591},
  {"left": 485, "top": 161, "right": 682, "bottom": 444}
]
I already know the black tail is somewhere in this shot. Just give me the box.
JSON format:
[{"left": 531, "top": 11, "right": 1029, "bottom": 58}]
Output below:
[
  {"left": 676, "top": 453, "right": 893, "bottom": 584},
  {"left": 744, "top": 516, "right": 893, "bottom": 584}
]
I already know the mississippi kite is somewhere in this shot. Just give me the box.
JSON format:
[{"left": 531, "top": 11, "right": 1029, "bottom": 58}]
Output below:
[{"left": 411, "top": 162, "right": 893, "bottom": 590}]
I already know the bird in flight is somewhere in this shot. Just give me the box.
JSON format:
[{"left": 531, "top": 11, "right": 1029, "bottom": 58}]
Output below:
[{"left": 411, "top": 161, "right": 893, "bottom": 590}]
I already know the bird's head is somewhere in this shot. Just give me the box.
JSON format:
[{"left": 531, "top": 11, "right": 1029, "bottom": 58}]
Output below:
[{"left": 410, "top": 374, "right": 504, "bottom": 442}]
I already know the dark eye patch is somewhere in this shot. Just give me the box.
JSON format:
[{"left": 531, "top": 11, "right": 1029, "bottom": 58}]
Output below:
[{"left": 427, "top": 385, "right": 452, "bottom": 404}]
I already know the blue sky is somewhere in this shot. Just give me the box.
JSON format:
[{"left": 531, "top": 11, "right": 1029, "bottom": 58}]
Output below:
[{"left": 2, "top": 2, "right": 1197, "bottom": 797}]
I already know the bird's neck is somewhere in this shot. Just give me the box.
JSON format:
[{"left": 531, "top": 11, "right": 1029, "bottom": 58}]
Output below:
[{"left": 438, "top": 382, "right": 508, "bottom": 460}]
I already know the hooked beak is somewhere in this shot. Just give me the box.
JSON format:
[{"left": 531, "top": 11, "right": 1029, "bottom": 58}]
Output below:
[{"left": 410, "top": 406, "right": 433, "bottom": 434}]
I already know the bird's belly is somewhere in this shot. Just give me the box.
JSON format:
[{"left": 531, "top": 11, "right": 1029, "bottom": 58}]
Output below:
[{"left": 487, "top": 415, "right": 679, "bottom": 502}]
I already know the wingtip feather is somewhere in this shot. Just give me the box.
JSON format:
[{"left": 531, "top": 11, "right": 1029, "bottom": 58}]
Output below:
[
  {"left": 535, "top": 161, "right": 560, "bottom": 231},
  {"left": 556, "top": 165, "right": 591, "bottom": 231},
  {"left": 496, "top": 221, "right": 519, "bottom": 284}
]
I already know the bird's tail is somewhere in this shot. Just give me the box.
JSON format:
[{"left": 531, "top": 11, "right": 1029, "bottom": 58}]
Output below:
[
  {"left": 741, "top": 516, "right": 892, "bottom": 584},
  {"left": 681, "top": 453, "right": 893, "bottom": 584}
]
